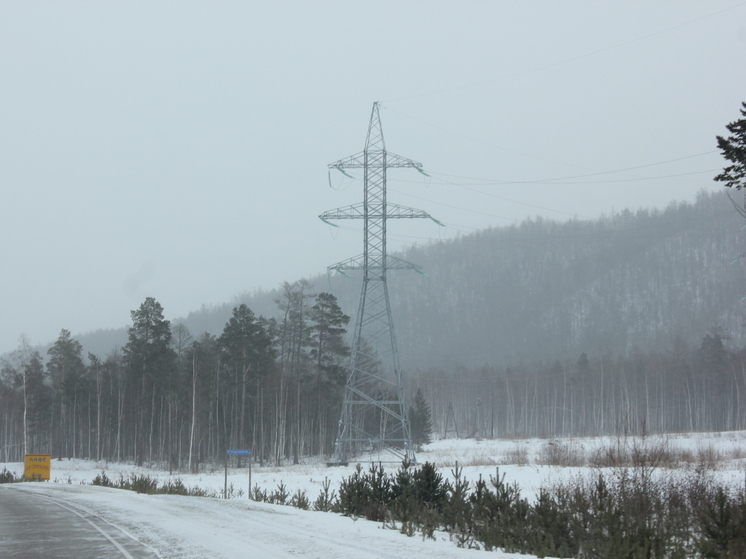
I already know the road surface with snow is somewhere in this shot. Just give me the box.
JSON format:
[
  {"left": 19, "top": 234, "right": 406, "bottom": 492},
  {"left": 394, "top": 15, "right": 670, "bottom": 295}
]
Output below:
[{"left": 1, "top": 482, "right": 530, "bottom": 559}]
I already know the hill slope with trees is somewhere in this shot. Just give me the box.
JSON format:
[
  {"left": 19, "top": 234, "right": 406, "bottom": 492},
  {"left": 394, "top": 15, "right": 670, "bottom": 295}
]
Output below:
[
  {"left": 69, "top": 190, "right": 745, "bottom": 372},
  {"left": 162, "top": 190, "right": 744, "bottom": 371},
  {"left": 3, "top": 190, "right": 746, "bottom": 466},
  {"left": 391, "top": 190, "right": 745, "bottom": 368}
]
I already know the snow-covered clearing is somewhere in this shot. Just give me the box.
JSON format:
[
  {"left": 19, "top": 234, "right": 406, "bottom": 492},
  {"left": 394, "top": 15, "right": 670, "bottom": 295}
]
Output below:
[{"left": 3, "top": 432, "right": 745, "bottom": 559}]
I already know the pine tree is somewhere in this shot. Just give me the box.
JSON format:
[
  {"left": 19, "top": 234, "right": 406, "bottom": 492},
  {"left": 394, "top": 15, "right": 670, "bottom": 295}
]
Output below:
[
  {"left": 124, "top": 297, "right": 176, "bottom": 392},
  {"left": 409, "top": 388, "right": 433, "bottom": 449},
  {"left": 715, "top": 101, "right": 746, "bottom": 190},
  {"left": 123, "top": 297, "right": 177, "bottom": 464},
  {"left": 307, "top": 292, "right": 350, "bottom": 455},
  {"left": 308, "top": 292, "right": 350, "bottom": 386},
  {"left": 218, "top": 305, "right": 274, "bottom": 451},
  {"left": 24, "top": 352, "right": 52, "bottom": 454},
  {"left": 47, "top": 329, "right": 86, "bottom": 457}
]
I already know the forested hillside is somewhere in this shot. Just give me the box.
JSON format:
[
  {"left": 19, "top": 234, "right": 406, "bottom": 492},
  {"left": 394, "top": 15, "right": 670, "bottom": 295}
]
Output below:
[
  {"left": 2, "top": 190, "right": 745, "bottom": 466},
  {"left": 392, "top": 190, "right": 745, "bottom": 368},
  {"left": 70, "top": 190, "right": 746, "bottom": 371}
]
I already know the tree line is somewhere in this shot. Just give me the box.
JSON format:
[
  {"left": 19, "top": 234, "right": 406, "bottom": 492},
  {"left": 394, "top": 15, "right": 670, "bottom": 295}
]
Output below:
[
  {"left": 411, "top": 327, "right": 746, "bottom": 440},
  {"left": 3, "top": 277, "right": 746, "bottom": 467},
  {"left": 0, "top": 282, "right": 352, "bottom": 468}
]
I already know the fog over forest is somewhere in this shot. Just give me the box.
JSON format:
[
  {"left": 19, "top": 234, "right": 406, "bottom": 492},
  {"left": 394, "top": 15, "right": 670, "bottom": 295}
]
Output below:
[
  {"left": 73, "top": 189, "right": 746, "bottom": 368},
  {"left": 3, "top": 189, "right": 745, "bottom": 467}
]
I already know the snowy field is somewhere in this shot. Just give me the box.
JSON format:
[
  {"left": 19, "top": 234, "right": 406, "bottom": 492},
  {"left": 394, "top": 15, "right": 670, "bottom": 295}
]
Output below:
[{"left": 2, "top": 432, "right": 745, "bottom": 559}]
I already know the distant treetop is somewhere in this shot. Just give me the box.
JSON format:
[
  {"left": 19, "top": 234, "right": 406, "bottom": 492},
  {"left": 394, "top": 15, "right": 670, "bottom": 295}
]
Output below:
[{"left": 715, "top": 101, "right": 746, "bottom": 190}]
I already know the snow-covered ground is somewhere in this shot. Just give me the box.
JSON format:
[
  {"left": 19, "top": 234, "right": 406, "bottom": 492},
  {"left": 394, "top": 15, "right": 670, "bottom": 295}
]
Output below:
[{"left": 3, "top": 432, "right": 745, "bottom": 559}]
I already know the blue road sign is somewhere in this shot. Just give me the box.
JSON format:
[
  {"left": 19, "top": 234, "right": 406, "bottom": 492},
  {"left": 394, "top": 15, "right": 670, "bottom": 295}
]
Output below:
[{"left": 226, "top": 449, "right": 251, "bottom": 455}]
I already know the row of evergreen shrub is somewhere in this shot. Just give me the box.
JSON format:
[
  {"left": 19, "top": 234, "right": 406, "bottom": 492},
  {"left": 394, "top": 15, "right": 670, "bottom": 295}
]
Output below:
[
  {"left": 307, "top": 462, "right": 745, "bottom": 558},
  {"left": 91, "top": 471, "right": 209, "bottom": 496}
]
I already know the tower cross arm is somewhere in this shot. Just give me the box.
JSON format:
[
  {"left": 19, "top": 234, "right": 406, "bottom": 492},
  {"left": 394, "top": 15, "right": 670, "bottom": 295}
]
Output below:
[
  {"left": 387, "top": 203, "right": 434, "bottom": 220},
  {"left": 328, "top": 152, "right": 365, "bottom": 169},
  {"left": 328, "top": 254, "right": 366, "bottom": 273},
  {"left": 328, "top": 151, "right": 423, "bottom": 170},
  {"left": 385, "top": 152, "right": 423, "bottom": 169},
  {"left": 319, "top": 203, "right": 439, "bottom": 222},
  {"left": 319, "top": 204, "right": 365, "bottom": 221},
  {"left": 327, "top": 254, "right": 427, "bottom": 275}
]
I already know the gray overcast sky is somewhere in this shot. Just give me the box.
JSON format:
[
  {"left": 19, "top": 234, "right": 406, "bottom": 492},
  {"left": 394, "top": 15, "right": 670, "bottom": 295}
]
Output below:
[{"left": 1, "top": 1, "right": 745, "bottom": 355}]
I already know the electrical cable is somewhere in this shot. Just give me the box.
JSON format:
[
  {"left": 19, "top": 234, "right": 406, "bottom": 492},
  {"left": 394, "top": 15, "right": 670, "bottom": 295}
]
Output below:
[{"left": 424, "top": 152, "right": 718, "bottom": 185}]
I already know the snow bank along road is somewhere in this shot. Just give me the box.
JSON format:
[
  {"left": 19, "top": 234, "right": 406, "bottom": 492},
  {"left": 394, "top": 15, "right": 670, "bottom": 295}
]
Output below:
[{"left": 0, "top": 483, "right": 532, "bottom": 559}]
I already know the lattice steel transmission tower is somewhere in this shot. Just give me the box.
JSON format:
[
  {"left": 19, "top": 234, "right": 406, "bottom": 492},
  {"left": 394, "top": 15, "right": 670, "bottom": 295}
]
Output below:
[{"left": 321, "top": 102, "right": 438, "bottom": 464}]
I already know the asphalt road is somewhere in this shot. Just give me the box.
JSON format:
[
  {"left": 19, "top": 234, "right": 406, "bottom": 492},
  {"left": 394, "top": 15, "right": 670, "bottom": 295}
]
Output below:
[{"left": 0, "top": 485, "right": 158, "bottom": 559}]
